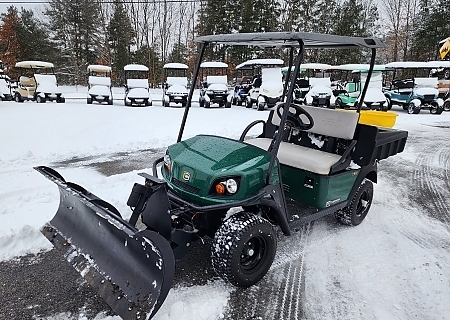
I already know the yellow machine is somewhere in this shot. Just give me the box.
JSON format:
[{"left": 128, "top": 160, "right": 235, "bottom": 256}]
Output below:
[{"left": 440, "top": 37, "right": 450, "bottom": 60}]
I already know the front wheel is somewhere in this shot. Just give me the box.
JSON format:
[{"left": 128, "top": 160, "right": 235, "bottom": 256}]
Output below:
[
  {"left": 257, "top": 102, "right": 265, "bottom": 111},
  {"left": 407, "top": 102, "right": 420, "bottom": 114},
  {"left": 246, "top": 96, "right": 253, "bottom": 108},
  {"left": 15, "top": 93, "right": 23, "bottom": 103},
  {"left": 335, "top": 97, "right": 343, "bottom": 108},
  {"left": 211, "top": 212, "right": 276, "bottom": 287},
  {"left": 335, "top": 179, "right": 373, "bottom": 226},
  {"left": 385, "top": 97, "right": 392, "bottom": 110}
]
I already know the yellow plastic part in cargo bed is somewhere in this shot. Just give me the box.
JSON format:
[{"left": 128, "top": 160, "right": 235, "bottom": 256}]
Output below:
[{"left": 358, "top": 110, "right": 397, "bottom": 128}]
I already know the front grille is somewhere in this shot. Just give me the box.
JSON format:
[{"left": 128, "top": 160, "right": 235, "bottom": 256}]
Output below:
[
  {"left": 171, "top": 177, "right": 201, "bottom": 195},
  {"left": 422, "top": 95, "right": 435, "bottom": 103}
]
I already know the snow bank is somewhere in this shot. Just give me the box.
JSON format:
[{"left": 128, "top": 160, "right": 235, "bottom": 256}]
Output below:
[{"left": 153, "top": 283, "right": 233, "bottom": 320}]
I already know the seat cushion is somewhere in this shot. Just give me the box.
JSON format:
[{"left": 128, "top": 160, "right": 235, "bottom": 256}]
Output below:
[{"left": 246, "top": 138, "right": 342, "bottom": 175}]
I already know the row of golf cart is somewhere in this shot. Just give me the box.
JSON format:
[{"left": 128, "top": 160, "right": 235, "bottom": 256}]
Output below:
[
  {"left": 0, "top": 60, "right": 66, "bottom": 103},
  {"left": 230, "top": 59, "right": 450, "bottom": 115},
  {"left": 87, "top": 64, "right": 153, "bottom": 106}
]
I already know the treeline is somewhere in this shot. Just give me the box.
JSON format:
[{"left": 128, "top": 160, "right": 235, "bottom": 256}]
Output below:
[{"left": 0, "top": 0, "right": 449, "bottom": 86}]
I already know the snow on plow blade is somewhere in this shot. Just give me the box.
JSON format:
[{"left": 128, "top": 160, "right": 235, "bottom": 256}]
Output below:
[{"left": 35, "top": 166, "right": 175, "bottom": 320}]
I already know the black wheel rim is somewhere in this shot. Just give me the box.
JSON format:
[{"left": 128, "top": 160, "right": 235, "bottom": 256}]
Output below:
[
  {"left": 240, "top": 236, "right": 267, "bottom": 273},
  {"left": 356, "top": 189, "right": 371, "bottom": 217}
]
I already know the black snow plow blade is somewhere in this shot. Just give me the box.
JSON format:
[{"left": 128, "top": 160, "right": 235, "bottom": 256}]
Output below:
[{"left": 35, "top": 166, "right": 175, "bottom": 320}]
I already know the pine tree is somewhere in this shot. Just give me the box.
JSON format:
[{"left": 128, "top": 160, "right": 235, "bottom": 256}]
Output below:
[
  {"left": 16, "top": 9, "right": 56, "bottom": 62},
  {"left": 108, "top": 0, "right": 136, "bottom": 85},
  {"left": 411, "top": 0, "right": 450, "bottom": 61},
  {"left": 45, "top": 0, "right": 103, "bottom": 85}
]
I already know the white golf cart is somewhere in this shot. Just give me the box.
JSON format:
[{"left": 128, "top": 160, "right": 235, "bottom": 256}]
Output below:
[
  {"left": 14, "top": 61, "right": 65, "bottom": 103},
  {"left": 162, "top": 63, "right": 189, "bottom": 107},
  {"left": 383, "top": 61, "right": 444, "bottom": 114},
  {"left": 198, "top": 61, "right": 231, "bottom": 108},
  {"left": 124, "top": 64, "right": 152, "bottom": 107},
  {"left": 299, "top": 63, "right": 335, "bottom": 108},
  {"left": 0, "top": 60, "right": 12, "bottom": 101},
  {"left": 335, "top": 64, "right": 387, "bottom": 110},
  {"left": 240, "top": 58, "right": 284, "bottom": 111},
  {"left": 87, "top": 65, "right": 113, "bottom": 105}
]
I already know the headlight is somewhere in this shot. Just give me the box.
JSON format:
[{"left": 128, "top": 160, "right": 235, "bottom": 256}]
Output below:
[
  {"left": 226, "top": 179, "right": 238, "bottom": 194},
  {"left": 164, "top": 153, "right": 171, "bottom": 171},
  {"left": 210, "top": 177, "right": 240, "bottom": 195},
  {"left": 206, "top": 90, "right": 213, "bottom": 94}
]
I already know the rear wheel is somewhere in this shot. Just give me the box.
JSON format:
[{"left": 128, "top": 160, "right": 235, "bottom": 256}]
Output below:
[
  {"left": 335, "top": 179, "right": 373, "bottom": 226},
  {"left": 87, "top": 97, "right": 93, "bottom": 104},
  {"left": 430, "top": 102, "right": 443, "bottom": 115},
  {"left": 36, "top": 95, "right": 46, "bottom": 103},
  {"left": 211, "top": 212, "right": 276, "bottom": 287},
  {"left": 444, "top": 68, "right": 450, "bottom": 80},
  {"left": 443, "top": 100, "right": 450, "bottom": 112}
]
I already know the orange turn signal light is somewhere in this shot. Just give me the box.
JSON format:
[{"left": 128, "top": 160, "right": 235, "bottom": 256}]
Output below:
[{"left": 215, "top": 183, "right": 226, "bottom": 194}]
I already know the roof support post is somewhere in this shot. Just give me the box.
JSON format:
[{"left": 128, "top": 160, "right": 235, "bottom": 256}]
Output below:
[
  {"left": 282, "top": 47, "right": 294, "bottom": 100},
  {"left": 177, "top": 42, "right": 207, "bottom": 143},
  {"left": 266, "top": 41, "right": 304, "bottom": 184},
  {"left": 357, "top": 48, "right": 376, "bottom": 112}
]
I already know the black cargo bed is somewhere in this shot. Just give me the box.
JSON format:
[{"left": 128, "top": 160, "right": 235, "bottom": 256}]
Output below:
[{"left": 352, "top": 124, "right": 408, "bottom": 166}]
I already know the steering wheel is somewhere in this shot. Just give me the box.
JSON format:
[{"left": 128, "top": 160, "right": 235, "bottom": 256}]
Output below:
[{"left": 276, "top": 103, "right": 314, "bottom": 131}]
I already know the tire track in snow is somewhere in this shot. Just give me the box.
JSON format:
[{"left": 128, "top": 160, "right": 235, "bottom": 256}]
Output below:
[
  {"left": 223, "top": 223, "right": 312, "bottom": 320},
  {"left": 411, "top": 139, "right": 450, "bottom": 224}
]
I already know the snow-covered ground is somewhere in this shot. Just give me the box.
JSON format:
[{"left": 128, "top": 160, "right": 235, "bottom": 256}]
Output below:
[{"left": 1, "top": 86, "right": 449, "bottom": 319}]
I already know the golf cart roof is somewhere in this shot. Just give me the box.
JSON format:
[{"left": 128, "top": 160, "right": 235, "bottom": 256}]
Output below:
[
  {"left": 15, "top": 61, "right": 54, "bottom": 69},
  {"left": 439, "top": 37, "right": 450, "bottom": 45},
  {"left": 200, "top": 61, "right": 228, "bottom": 68},
  {"left": 163, "top": 62, "right": 189, "bottom": 69},
  {"left": 300, "top": 63, "right": 333, "bottom": 70},
  {"left": 195, "top": 32, "right": 385, "bottom": 49},
  {"left": 339, "top": 64, "right": 386, "bottom": 72},
  {"left": 87, "top": 64, "right": 112, "bottom": 72},
  {"left": 426, "top": 60, "right": 450, "bottom": 68},
  {"left": 124, "top": 64, "right": 149, "bottom": 71},
  {"left": 385, "top": 61, "right": 434, "bottom": 69},
  {"left": 236, "top": 58, "right": 284, "bottom": 70}
]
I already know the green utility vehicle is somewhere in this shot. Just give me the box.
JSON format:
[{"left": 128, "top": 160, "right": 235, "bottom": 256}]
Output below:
[{"left": 35, "top": 32, "right": 408, "bottom": 320}]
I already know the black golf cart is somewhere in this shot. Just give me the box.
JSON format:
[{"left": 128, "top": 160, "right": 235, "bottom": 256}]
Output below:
[{"left": 35, "top": 32, "right": 408, "bottom": 320}]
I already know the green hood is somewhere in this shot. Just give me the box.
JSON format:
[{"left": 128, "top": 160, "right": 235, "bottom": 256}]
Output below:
[{"left": 162, "top": 135, "right": 277, "bottom": 206}]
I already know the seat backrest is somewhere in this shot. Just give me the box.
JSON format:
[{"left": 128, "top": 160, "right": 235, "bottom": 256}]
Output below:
[
  {"left": 271, "top": 105, "right": 359, "bottom": 140},
  {"left": 296, "top": 78, "right": 310, "bottom": 88},
  {"left": 19, "top": 76, "right": 36, "bottom": 87}
]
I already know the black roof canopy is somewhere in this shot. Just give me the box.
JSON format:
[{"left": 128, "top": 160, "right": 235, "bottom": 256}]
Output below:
[{"left": 195, "top": 32, "right": 385, "bottom": 49}]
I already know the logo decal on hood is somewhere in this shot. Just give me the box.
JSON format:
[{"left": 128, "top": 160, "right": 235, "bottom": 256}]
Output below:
[{"left": 182, "top": 171, "right": 191, "bottom": 181}]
